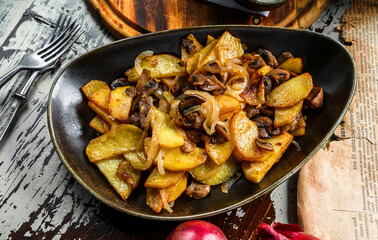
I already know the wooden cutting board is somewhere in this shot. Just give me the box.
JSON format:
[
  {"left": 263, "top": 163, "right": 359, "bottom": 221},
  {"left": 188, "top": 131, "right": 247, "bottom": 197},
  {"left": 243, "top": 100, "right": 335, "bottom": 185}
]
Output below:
[{"left": 87, "top": 0, "right": 329, "bottom": 38}]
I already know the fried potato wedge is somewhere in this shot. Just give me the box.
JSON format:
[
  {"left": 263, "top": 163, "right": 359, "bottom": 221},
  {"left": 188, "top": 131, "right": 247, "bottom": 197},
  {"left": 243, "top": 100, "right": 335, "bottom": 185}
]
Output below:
[
  {"left": 95, "top": 156, "right": 133, "bottom": 200},
  {"left": 116, "top": 160, "right": 141, "bottom": 189},
  {"left": 81, "top": 80, "right": 109, "bottom": 98},
  {"left": 181, "top": 34, "right": 204, "bottom": 61},
  {"left": 141, "top": 54, "right": 185, "bottom": 78},
  {"left": 200, "top": 31, "right": 244, "bottom": 67},
  {"left": 266, "top": 73, "right": 313, "bottom": 108},
  {"left": 205, "top": 140, "right": 234, "bottom": 166},
  {"left": 125, "top": 67, "right": 139, "bottom": 83},
  {"left": 89, "top": 115, "right": 110, "bottom": 134},
  {"left": 186, "top": 40, "right": 217, "bottom": 75},
  {"left": 144, "top": 167, "right": 185, "bottom": 189},
  {"left": 167, "top": 173, "right": 188, "bottom": 203},
  {"left": 274, "top": 101, "right": 303, "bottom": 128},
  {"left": 278, "top": 57, "right": 304, "bottom": 74},
  {"left": 215, "top": 95, "right": 242, "bottom": 115},
  {"left": 219, "top": 111, "right": 236, "bottom": 122},
  {"left": 198, "top": 156, "right": 240, "bottom": 186},
  {"left": 163, "top": 147, "right": 207, "bottom": 172},
  {"left": 146, "top": 187, "right": 165, "bottom": 213},
  {"left": 108, "top": 86, "right": 133, "bottom": 123},
  {"left": 240, "top": 80, "right": 265, "bottom": 106},
  {"left": 190, "top": 159, "right": 222, "bottom": 181},
  {"left": 290, "top": 127, "right": 306, "bottom": 136},
  {"left": 123, "top": 151, "right": 151, "bottom": 171},
  {"left": 87, "top": 85, "right": 111, "bottom": 111},
  {"left": 242, "top": 132, "right": 293, "bottom": 183},
  {"left": 86, "top": 124, "right": 142, "bottom": 162},
  {"left": 230, "top": 111, "right": 263, "bottom": 161},
  {"left": 151, "top": 109, "right": 185, "bottom": 148},
  {"left": 206, "top": 35, "right": 216, "bottom": 45},
  {"left": 88, "top": 101, "right": 119, "bottom": 127}
]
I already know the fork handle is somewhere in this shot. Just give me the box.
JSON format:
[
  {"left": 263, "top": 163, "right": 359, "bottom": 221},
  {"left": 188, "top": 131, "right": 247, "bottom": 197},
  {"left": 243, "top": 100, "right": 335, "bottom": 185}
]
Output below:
[
  {"left": 0, "top": 97, "right": 23, "bottom": 142},
  {"left": 0, "top": 70, "right": 39, "bottom": 142},
  {"left": 0, "top": 66, "right": 23, "bottom": 89}
]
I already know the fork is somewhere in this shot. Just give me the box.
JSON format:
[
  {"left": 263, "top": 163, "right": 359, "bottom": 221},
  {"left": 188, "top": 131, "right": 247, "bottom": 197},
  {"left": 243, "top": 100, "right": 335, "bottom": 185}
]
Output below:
[
  {"left": 0, "top": 15, "right": 83, "bottom": 142},
  {"left": 0, "top": 16, "right": 82, "bottom": 89}
]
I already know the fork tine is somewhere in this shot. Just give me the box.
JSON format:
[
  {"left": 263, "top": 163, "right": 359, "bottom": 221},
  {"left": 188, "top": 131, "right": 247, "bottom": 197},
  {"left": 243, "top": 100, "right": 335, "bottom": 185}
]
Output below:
[
  {"left": 36, "top": 20, "right": 76, "bottom": 54},
  {"left": 45, "top": 14, "right": 65, "bottom": 45},
  {"left": 40, "top": 23, "right": 80, "bottom": 59},
  {"left": 44, "top": 29, "right": 84, "bottom": 66}
]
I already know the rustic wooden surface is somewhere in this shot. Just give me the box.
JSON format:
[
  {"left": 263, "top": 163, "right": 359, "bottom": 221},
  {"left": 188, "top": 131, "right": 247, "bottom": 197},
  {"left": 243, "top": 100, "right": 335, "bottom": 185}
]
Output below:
[
  {"left": 87, "top": 0, "right": 330, "bottom": 38},
  {"left": 0, "top": 0, "right": 351, "bottom": 239}
]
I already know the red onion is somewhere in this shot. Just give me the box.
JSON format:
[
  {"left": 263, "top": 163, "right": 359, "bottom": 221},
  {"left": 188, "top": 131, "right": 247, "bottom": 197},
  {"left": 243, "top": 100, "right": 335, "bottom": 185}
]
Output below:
[{"left": 167, "top": 220, "right": 227, "bottom": 240}]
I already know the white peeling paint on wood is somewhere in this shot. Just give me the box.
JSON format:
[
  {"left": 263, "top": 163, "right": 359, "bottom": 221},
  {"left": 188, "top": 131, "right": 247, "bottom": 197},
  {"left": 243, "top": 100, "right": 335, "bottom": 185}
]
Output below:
[{"left": 0, "top": 0, "right": 115, "bottom": 238}]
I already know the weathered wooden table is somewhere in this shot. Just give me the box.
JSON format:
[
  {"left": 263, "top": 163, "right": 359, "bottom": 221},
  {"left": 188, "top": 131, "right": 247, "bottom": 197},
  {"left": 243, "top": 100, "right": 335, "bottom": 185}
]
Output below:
[{"left": 0, "top": 0, "right": 351, "bottom": 239}]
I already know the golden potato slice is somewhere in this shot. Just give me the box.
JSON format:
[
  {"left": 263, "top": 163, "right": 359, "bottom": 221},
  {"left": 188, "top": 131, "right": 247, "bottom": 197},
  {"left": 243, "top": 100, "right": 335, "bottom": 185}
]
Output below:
[
  {"left": 95, "top": 156, "right": 133, "bottom": 200},
  {"left": 140, "top": 54, "right": 185, "bottom": 78},
  {"left": 144, "top": 167, "right": 185, "bottom": 189},
  {"left": 274, "top": 101, "right": 303, "bottom": 128},
  {"left": 190, "top": 159, "right": 222, "bottom": 181},
  {"left": 163, "top": 147, "right": 207, "bottom": 172},
  {"left": 198, "top": 156, "right": 240, "bottom": 186},
  {"left": 81, "top": 80, "right": 109, "bottom": 98},
  {"left": 200, "top": 31, "right": 244, "bottom": 67},
  {"left": 146, "top": 187, "right": 164, "bottom": 213},
  {"left": 86, "top": 124, "right": 142, "bottom": 162},
  {"left": 151, "top": 109, "right": 185, "bottom": 148},
  {"left": 251, "top": 65, "right": 272, "bottom": 83},
  {"left": 87, "top": 85, "right": 111, "bottom": 111},
  {"left": 123, "top": 151, "right": 151, "bottom": 171},
  {"left": 290, "top": 127, "right": 306, "bottom": 136},
  {"left": 266, "top": 73, "right": 313, "bottom": 108},
  {"left": 88, "top": 101, "right": 119, "bottom": 127},
  {"left": 242, "top": 132, "right": 293, "bottom": 183},
  {"left": 205, "top": 141, "right": 234, "bottom": 166},
  {"left": 219, "top": 111, "right": 236, "bottom": 122},
  {"left": 278, "top": 58, "right": 304, "bottom": 74},
  {"left": 215, "top": 95, "right": 241, "bottom": 115},
  {"left": 240, "top": 80, "right": 265, "bottom": 106},
  {"left": 116, "top": 160, "right": 141, "bottom": 189},
  {"left": 206, "top": 35, "right": 216, "bottom": 45},
  {"left": 181, "top": 34, "right": 204, "bottom": 61},
  {"left": 89, "top": 115, "right": 110, "bottom": 134},
  {"left": 186, "top": 40, "right": 217, "bottom": 75},
  {"left": 108, "top": 86, "right": 133, "bottom": 123},
  {"left": 167, "top": 173, "right": 188, "bottom": 203},
  {"left": 230, "top": 111, "right": 263, "bottom": 161},
  {"left": 125, "top": 67, "right": 139, "bottom": 83}
]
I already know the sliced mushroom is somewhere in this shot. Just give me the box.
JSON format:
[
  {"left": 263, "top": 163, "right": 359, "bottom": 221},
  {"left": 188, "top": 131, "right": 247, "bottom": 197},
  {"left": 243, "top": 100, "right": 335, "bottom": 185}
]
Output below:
[
  {"left": 136, "top": 69, "right": 151, "bottom": 93},
  {"left": 215, "top": 125, "right": 230, "bottom": 141},
  {"left": 204, "top": 60, "right": 222, "bottom": 74},
  {"left": 270, "top": 127, "right": 283, "bottom": 136},
  {"left": 277, "top": 52, "right": 294, "bottom": 64},
  {"left": 266, "top": 69, "right": 290, "bottom": 83},
  {"left": 180, "top": 139, "right": 197, "bottom": 153},
  {"left": 247, "top": 55, "right": 266, "bottom": 69},
  {"left": 138, "top": 95, "right": 153, "bottom": 128},
  {"left": 178, "top": 95, "right": 206, "bottom": 114},
  {"left": 258, "top": 127, "right": 270, "bottom": 139},
  {"left": 124, "top": 86, "right": 137, "bottom": 98},
  {"left": 185, "top": 181, "right": 211, "bottom": 199},
  {"left": 260, "top": 105, "right": 275, "bottom": 116},
  {"left": 244, "top": 105, "right": 260, "bottom": 118},
  {"left": 257, "top": 49, "right": 278, "bottom": 67},
  {"left": 255, "top": 139, "right": 274, "bottom": 151},
  {"left": 110, "top": 78, "right": 129, "bottom": 90},
  {"left": 305, "top": 86, "right": 324, "bottom": 109},
  {"left": 181, "top": 39, "right": 197, "bottom": 55},
  {"left": 189, "top": 72, "right": 224, "bottom": 93},
  {"left": 254, "top": 116, "right": 273, "bottom": 128},
  {"left": 186, "top": 130, "right": 202, "bottom": 144}
]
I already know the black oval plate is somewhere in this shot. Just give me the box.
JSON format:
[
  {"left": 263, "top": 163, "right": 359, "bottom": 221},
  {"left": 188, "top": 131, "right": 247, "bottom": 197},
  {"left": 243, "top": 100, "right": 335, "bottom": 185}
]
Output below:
[{"left": 48, "top": 25, "right": 356, "bottom": 221}]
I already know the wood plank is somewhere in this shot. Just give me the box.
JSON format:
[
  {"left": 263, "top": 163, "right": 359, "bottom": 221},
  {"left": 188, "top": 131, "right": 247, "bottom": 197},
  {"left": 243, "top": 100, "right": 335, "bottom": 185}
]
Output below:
[{"left": 87, "top": 0, "right": 330, "bottom": 38}]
